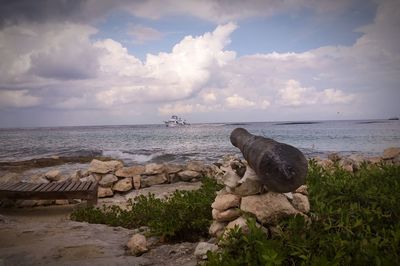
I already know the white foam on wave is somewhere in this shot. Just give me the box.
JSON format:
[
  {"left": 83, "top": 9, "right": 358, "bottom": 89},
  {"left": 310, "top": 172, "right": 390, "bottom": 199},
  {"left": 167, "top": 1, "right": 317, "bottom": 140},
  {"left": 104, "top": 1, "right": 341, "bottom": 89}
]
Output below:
[{"left": 102, "top": 150, "right": 161, "bottom": 163}]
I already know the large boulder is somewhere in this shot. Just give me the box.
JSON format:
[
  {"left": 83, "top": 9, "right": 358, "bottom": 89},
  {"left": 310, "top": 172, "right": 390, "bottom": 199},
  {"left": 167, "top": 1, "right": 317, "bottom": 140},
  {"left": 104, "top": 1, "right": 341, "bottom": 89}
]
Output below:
[
  {"left": 241, "top": 192, "right": 299, "bottom": 225},
  {"left": 88, "top": 159, "right": 123, "bottom": 174},
  {"left": 233, "top": 179, "right": 263, "bottom": 196},
  {"left": 115, "top": 166, "right": 145, "bottom": 178},
  {"left": 113, "top": 178, "right": 133, "bottom": 192},
  {"left": 177, "top": 170, "right": 201, "bottom": 181},
  {"left": 141, "top": 174, "right": 167, "bottom": 187},
  {"left": 186, "top": 161, "right": 205, "bottom": 172},
  {"left": 99, "top": 174, "right": 118, "bottom": 187},
  {"left": 212, "top": 208, "right": 241, "bottom": 222},
  {"left": 225, "top": 216, "right": 249, "bottom": 235},
  {"left": 209, "top": 221, "right": 226, "bottom": 238},
  {"left": 211, "top": 193, "right": 241, "bottom": 211},
  {"left": 98, "top": 187, "right": 114, "bottom": 198},
  {"left": 383, "top": 147, "right": 400, "bottom": 160},
  {"left": 164, "top": 164, "right": 184, "bottom": 174},
  {"left": 127, "top": 233, "right": 148, "bottom": 256},
  {"left": 144, "top": 163, "right": 164, "bottom": 175}
]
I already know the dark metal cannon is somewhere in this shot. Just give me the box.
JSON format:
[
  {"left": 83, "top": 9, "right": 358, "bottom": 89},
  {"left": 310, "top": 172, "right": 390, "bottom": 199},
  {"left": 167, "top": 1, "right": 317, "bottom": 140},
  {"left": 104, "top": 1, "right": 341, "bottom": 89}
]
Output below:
[{"left": 230, "top": 128, "right": 307, "bottom": 193}]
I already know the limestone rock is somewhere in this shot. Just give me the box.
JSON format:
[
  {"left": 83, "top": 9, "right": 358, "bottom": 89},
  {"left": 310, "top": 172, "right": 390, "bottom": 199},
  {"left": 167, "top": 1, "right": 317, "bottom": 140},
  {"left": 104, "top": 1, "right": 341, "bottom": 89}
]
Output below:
[
  {"left": 368, "top": 157, "right": 382, "bottom": 164},
  {"left": 211, "top": 193, "right": 241, "bottom": 211},
  {"left": 113, "top": 178, "right": 133, "bottom": 192},
  {"left": 164, "top": 164, "right": 184, "bottom": 174},
  {"left": 44, "top": 170, "right": 62, "bottom": 182},
  {"left": 241, "top": 192, "right": 299, "bottom": 225},
  {"left": 317, "top": 159, "right": 334, "bottom": 169},
  {"left": 70, "top": 170, "right": 82, "bottom": 182},
  {"left": 99, "top": 174, "right": 118, "bottom": 187},
  {"left": 88, "top": 159, "right": 123, "bottom": 174},
  {"left": 115, "top": 166, "right": 145, "bottom": 178},
  {"left": 212, "top": 208, "right": 241, "bottom": 222},
  {"left": 348, "top": 154, "right": 366, "bottom": 169},
  {"left": 133, "top": 175, "right": 141, "bottom": 190},
  {"left": 92, "top": 173, "right": 103, "bottom": 181},
  {"left": 80, "top": 175, "right": 96, "bottom": 183},
  {"left": 233, "top": 177, "right": 263, "bottom": 196},
  {"left": 186, "top": 161, "right": 205, "bottom": 172},
  {"left": 328, "top": 153, "right": 341, "bottom": 162},
  {"left": 127, "top": 233, "right": 148, "bottom": 256},
  {"left": 291, "top": 193, "right": 310, "bottom": 213},
  {"left": 294, "top": 185, "right": 308, "bottom": 195},
  {"left": 178, "top": 170, "right": 201, "bottom": 181},
  {"left": 230, "top": 160, "right": 246, "bottom": 177},
  {"left": 98, "top": 187, "right": 114, "bottom": 198},
  {"left": 221, "top": 167, "right": 241, "bottom": 188},
  {"left": 209, "top": 221, "right": 226, "bottom": 238},
  {"left": 194, "top": 242, "right": 218, "bottom": 260},
  {"left": 225, "top": 216, "right": 249, "bottom": 235},
  {"left": 144, "top": 163, "right": 164, "bottom": 175},
  {"left": 141, "top": 174, "right": 167, "bottom": 187},
  {"left": 383, "top": 147, "right": 400, "bottom": 160}
]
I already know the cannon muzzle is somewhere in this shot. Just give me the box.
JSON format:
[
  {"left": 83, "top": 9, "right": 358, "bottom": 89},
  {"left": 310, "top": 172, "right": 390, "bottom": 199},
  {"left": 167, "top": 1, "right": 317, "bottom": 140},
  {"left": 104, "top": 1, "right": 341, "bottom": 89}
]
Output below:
[{"left": 230, "top": 128, "right": 307, "bottom": 193}]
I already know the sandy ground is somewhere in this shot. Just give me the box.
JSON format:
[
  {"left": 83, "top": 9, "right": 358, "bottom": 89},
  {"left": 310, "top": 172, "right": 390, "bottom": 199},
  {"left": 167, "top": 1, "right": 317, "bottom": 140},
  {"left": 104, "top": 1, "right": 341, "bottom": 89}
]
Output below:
[{"left": 0, "top": 183, "right": 202, "bottom": 266}]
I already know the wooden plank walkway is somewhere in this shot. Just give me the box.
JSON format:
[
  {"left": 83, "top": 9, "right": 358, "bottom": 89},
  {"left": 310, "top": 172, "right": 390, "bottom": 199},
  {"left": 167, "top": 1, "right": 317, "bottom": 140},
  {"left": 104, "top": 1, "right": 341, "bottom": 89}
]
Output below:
[{"left": 0, "top": 181, "right": 98, "bottom": 206}]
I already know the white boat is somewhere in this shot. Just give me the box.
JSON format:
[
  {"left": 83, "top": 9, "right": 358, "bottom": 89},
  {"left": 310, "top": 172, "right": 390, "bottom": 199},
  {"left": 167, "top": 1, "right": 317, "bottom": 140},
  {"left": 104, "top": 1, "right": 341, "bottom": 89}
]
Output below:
[{"left": 164, "top": 115, "right": 190, "bottom": 127}]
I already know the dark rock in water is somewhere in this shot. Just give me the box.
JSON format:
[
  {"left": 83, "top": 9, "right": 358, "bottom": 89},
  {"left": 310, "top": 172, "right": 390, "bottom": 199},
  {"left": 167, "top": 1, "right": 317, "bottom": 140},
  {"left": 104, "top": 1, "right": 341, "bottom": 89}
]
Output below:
[{"left": 230, "top": 128, "right": 307, "bottom": 193}]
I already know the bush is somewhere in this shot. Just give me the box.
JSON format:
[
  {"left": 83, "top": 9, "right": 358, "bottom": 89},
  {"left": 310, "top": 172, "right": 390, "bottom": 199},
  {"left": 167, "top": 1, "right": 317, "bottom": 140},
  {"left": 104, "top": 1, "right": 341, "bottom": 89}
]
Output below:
[
  {"left": 71, "top": 177, "right": 222, "bottom": 241},
  {"left": 206, "top": 162, "right": 400, "bottom": 265}
]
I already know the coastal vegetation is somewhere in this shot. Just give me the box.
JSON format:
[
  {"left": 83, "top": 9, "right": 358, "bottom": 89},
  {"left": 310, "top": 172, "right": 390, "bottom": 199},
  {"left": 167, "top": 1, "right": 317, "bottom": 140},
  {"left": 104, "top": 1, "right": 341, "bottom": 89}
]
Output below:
[
  {"left": 206, "top": 161, "right": 400, "bottom": 265},
  {"left": 70, "top": 161, "right": 400, "bottom": 265},
  {"left": 71, "top": 177, "right": 222, "bottom": 241}
]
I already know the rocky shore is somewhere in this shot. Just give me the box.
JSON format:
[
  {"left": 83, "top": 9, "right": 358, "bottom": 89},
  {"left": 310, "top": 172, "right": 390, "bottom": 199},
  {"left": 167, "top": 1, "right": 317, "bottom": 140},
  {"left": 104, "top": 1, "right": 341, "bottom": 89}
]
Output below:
[{"left": 0, "top": 147, "right": 399, "bottom": 265}]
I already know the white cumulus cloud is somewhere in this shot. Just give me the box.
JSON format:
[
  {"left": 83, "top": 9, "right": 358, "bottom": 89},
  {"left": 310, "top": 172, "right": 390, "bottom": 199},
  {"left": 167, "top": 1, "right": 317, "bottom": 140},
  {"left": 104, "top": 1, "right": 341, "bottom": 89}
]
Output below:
[
  {"left": 0, "top": 90, "right": 41, "bottom": 108},
  {"left": 225, "top": 94, "right": 256, "bottom": 109},
  {"left": 278, "top": 80, "right": 354, "bottom": 106}
]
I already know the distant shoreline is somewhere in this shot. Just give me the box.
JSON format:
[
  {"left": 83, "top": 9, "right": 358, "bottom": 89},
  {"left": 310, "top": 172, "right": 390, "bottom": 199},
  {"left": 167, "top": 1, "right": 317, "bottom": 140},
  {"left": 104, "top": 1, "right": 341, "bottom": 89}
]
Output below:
[{"left": 0, "top": 118, "right": 398, "bottom": 130}]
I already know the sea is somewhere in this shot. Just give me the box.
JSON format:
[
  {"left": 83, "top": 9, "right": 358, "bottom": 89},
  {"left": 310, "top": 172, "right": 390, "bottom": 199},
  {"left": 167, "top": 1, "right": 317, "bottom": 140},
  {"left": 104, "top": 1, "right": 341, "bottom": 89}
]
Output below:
[{"left": 0, "top": 120, "right": 399, "bottom": 169}]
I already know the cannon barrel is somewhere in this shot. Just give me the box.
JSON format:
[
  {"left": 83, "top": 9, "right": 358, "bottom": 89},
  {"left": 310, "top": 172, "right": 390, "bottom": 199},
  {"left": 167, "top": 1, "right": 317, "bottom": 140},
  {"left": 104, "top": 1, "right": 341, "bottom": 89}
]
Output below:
[{"left": 230, "top": 128, "right": 307, "bottom": 193}]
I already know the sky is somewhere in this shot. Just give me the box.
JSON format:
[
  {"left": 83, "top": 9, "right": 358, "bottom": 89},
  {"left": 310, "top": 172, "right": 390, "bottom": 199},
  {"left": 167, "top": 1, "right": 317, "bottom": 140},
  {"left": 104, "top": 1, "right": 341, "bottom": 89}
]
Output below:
[{"left": 0, "top": 0, "right": 399, "bottom": 127}]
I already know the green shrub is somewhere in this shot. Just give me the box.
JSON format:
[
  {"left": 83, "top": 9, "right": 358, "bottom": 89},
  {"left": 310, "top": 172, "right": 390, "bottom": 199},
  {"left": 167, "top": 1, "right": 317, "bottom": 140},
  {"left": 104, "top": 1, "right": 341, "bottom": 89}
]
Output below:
[
  {"left": 206, "top": 162, "right": 400, "bottom": 265},
  {"left": 70, "top": 177, "right": 222, "bottom": 241}
]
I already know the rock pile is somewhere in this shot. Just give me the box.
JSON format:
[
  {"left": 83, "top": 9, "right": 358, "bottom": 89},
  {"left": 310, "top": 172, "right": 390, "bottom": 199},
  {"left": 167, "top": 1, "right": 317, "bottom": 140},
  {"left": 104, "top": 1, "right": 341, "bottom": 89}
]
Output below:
[
  {"left": 84, "top": 159, "right": 211, "bottom": 198},
  {"left": 208, "top": 155, "right": 310, "bottom": 239},
  {"left": 314, "top": 147, "right": 400, "bottom": 172}
]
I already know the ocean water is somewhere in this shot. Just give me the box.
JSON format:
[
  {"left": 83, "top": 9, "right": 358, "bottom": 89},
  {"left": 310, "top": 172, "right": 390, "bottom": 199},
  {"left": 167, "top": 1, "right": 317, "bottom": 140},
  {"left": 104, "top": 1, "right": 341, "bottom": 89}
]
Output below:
[{"left": 0, "top": 120, "right": 399, "bottom": 166}]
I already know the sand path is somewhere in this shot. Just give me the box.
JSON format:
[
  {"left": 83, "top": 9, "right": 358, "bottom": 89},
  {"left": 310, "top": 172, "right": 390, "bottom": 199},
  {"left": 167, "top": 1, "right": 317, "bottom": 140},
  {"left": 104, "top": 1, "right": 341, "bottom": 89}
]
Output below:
[{"left": 0, "top": 183, "right": 201, "bottom": 266}]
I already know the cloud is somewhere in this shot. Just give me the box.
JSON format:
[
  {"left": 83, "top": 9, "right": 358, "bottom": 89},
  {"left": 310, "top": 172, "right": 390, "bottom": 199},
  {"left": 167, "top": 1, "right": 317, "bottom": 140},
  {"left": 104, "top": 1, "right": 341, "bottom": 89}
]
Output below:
[
  {"left": 128, "top": 25, "right": 163, "bottom": 44},
  {"left": 0, "top": 90, "right": 41, "bottom": 108},
  {"left": 0, "top": 0, "right": 356, "bottom": 28},
  {"left": 278, "top": 80, "right": 354, "bottom": 106},
  {"left": 0, "top": 0, "right": 399, "bottom": 126},
  {"left": 95, "top": 22, "right": 237, "bottom": 105},
  {"left": 122, "top": 0, "right": 354, "bottom": 23},
  {"left": 225, "top": 94, "right": 256, "bottom": 109},
  {"left": 158, "top": 103, "right": 193, "bottom": 115},
  {"left": 0, "top": 22, "right": 101, "bottom": 83}
]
